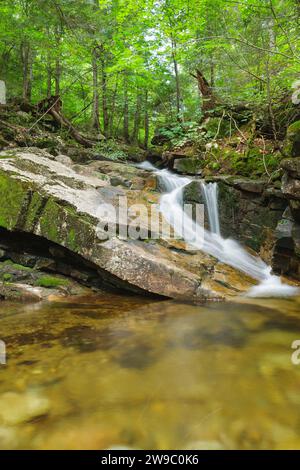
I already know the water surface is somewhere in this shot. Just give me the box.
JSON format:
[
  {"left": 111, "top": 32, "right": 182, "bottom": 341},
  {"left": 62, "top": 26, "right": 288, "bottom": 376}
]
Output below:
[{"left": 0, "top": 293, "right": 300, "bottom": 449}]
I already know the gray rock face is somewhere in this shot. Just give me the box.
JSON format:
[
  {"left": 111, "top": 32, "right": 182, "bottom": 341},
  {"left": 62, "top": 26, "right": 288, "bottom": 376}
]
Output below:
[
  {"left": 281, "top": 158, "right": 300, "bottom": 179},
  {"left": 272, "top": 208, "right": 300, "bottom": 279},
  {"left": 282, "top": 173, "right": 300, "bottom": 200},
  {"left": 183, "top": 175, "right": 300, "bottom": 279},
  {"left": 0, "top": 148, "right": 255, "bottom": 300}
]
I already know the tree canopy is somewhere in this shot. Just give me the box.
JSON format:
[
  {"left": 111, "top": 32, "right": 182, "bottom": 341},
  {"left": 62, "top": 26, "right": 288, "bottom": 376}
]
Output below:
[{"left": 0, "top": 0, "right": 299, "bottom": 145}]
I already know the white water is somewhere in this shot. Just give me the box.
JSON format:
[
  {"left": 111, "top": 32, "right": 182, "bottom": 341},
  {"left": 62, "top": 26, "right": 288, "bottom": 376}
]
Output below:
[
  {"left": 138, "top": 162, "right": 299, "bottom": 297},
  {"left": 201, "top": 182, "right": 220, "bottom": 236}
]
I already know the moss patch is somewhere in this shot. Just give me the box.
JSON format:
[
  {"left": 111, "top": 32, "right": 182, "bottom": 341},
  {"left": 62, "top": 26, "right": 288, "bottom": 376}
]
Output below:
[{"left": 35, "top": 276, "right": 70, "bottom": 288}]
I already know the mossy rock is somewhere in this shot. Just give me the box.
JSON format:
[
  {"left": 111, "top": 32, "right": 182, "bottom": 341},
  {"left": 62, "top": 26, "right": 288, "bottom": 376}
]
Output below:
[
  {"left": 34, "top": 276, "right": 70, "bottom": 288},
  {"left": 283, "top": 120, "right": 300, "bottom": 157},
  {"left": 173, "top": 157, "right": 203, "bottom": 175},
  {"left": 183, "top": 181, "right": 204, "bottom": 204}
]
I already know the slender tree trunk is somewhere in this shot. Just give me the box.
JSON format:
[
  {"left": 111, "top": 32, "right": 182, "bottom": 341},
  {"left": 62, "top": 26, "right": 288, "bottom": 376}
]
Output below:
[
  {"left": 54, "top": 58, "right": 60, "bottom": 95},
  {"left": 21, "top": 40, "right": 32, "bottom": 102},
  {"left": 92, "top": 46, "right": 100, "bottom": 131},
  {"left": 0, "top": 46, "right": 13, "bottom": 76},
  {"left": 101, "top": 57, "right": 109, "bottom": 137},
  {"left": 171, "top": 37, "right": 181, "bottom": 120},
  {"left": 132, "top": 90, "right": 142, "bottom": 144},
  {"left": 210, "top": 57, "right": 215, "bottom": 88},
  {"left": 53, "top": 25, "right": 62, "bottom": 96},
  {"left": 144, "top": 89, "right": 149, "bottom": 149},
  {"left": 265, "top": 20, "right": 278, "bottom": 142},
  {"left": 47, "top": 52, "right": 52, "bottom": 98},
  {"left": 123, "top": 71, "right": 130, "bottom": 143},
  {"left": 109, "top": 75, "right": 118, "bottom": 138}
]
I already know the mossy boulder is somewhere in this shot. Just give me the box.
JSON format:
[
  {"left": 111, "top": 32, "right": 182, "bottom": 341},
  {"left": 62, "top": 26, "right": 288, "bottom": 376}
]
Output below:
[
  {"left": 173, "top": 157, "right": 203, "bottom": 175},
  {"left": 0, "top": 148, "right": 258, "bottom": 300},
  {"left": 283, "top": 120, "right": 300, "bottom": 157}
]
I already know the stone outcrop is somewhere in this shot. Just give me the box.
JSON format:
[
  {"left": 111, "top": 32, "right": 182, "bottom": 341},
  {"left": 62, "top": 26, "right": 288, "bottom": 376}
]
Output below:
[
  {"left": 272, "top": 132, "right": 300, "bottom": 279},
  {"left": 183, "top": 172, "right": 300, "bottom": 280},
  {"left": 183, "top": 176, "right": 286, "bottom": 260},
  {"left": 0, "top": 147, "right": 255, "bottom": 301}
]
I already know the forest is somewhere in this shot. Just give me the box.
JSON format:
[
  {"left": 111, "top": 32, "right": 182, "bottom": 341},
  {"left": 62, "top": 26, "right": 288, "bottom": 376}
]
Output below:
[{"left": 0, "top": 0, "right": 299, "bottom": 153}]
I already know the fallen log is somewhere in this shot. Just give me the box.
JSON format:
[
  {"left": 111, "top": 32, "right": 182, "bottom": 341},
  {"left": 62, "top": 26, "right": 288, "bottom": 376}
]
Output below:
[{"left": 36, "top": 95, "right": 103, "bottom": 147}]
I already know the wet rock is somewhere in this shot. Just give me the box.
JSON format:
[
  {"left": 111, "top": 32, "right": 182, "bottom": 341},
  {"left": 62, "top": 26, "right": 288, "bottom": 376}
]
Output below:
[
  {"left": 0, "top": 283, "right": 43, "bottom": 302},
  {"left": 0, "top": 148, "right": 260, "bottom": 300},
  {"left": 0, "top": 427, "right": 18, "bottom": 449},
  {"left": 272, "top": 208, "right": 300, "bottom": 279},
  {"left": 0, "top": 391, "right": 50, "bottom": 425},
  {"left": 184, "top": 178, "right": 285, "bottom": 256}
]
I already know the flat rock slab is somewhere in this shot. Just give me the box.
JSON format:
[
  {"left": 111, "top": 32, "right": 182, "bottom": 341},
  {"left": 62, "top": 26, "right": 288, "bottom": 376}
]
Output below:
[{"left": 0, "top": 148, "right": 255, "bottom": 300}]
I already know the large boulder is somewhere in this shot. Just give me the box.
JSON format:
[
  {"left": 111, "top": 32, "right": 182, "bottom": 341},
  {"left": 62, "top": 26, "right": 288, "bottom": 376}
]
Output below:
[
  {"left": 281, "top": 157, "right": 300, "bottom": 223},
  {"left": 283, "top": 120, "right": 300, "bottom": 158},
  {"left": 173, "top": 157, "right": 203, "bottom": 175},
  {"left": 0, "top": 148, "right": 255, "bottom": 300}
]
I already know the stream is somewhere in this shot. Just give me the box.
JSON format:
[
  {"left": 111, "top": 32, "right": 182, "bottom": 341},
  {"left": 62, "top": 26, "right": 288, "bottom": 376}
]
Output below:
[
  {"left": 0, "top": 294, "right": 300, "bottom": 449},
  {"left": 0, "top": 164, "right": 300, "bottom": 450}
]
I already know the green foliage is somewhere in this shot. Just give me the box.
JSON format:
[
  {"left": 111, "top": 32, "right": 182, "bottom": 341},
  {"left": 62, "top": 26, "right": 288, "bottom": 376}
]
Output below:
[
  {"left": 93, "top": 140, "right": 128, "bottom": 161},
  {"left": 0, "top": 0, "right": 299, "bottom": 149}
]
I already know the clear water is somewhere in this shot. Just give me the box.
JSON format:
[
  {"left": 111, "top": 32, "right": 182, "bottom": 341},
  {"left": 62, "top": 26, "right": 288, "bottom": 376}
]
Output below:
[{"left": 0, "top": 294, "right": 300, "bottom": 449}]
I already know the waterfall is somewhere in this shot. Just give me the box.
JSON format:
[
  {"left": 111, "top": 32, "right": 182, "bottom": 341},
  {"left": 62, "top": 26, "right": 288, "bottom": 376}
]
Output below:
[
  {"left": 201, "top": 183, "right": 220, "bottom": 235},
  {"left": 138, "top": 162, "right": 299, "bottom": 297}
]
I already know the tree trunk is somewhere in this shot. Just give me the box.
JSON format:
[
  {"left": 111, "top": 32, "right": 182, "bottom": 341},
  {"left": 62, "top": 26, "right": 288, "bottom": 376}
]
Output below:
[
  {"left": 54, "top": 58, "right": 60, "bottom": 96},
  {"left": 21, "top": 40, "right": 32, "bottom": 102},
  {"left": 192, "top": 69, "right": 216, "bottom": 116},
  {"left": 132, "top": 90, "right": 142, "bottom": 144},
  {"left": 171, "top": 37, "right": 182, "bottom": 120},
  {"left": 109, "top": 75, "right": 118, "bottom": 138},
  {"left": 37, "top": 96, "right": 98, "bottom": 147},
  {"left": 123, "top": 71, "right": 130, "bottom": 143},
  {"left": 210, "top": 58, "right": 215, "bottom": 87},
  {"left": 144, "top": 89, "right": 149, "bottom": 149},
  {"left": 92, "top": 46, "right": 100, "bottom": 131},
  {"left": 46, "top": 52, "right": 52, "bottom": 98},
  {"left": 101, "top": 57, "right": 109, "bottom": 137}
]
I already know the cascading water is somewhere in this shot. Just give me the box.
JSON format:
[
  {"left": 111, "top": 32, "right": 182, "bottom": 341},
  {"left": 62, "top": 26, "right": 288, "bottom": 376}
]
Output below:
[
  {"left": 138, "top": 162, "right": 299, "bottom": 297},
  {"left": 201, "top": 182, "right": 220, "bottom": 236}
]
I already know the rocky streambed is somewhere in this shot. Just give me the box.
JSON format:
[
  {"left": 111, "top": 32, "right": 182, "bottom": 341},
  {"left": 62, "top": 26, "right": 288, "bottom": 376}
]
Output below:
[
  {"left": 0, "top": 147, "right": 261, "bottom": 302},
  {"left": 0, "top": 135, "right": 299, "bottom": 302}
]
